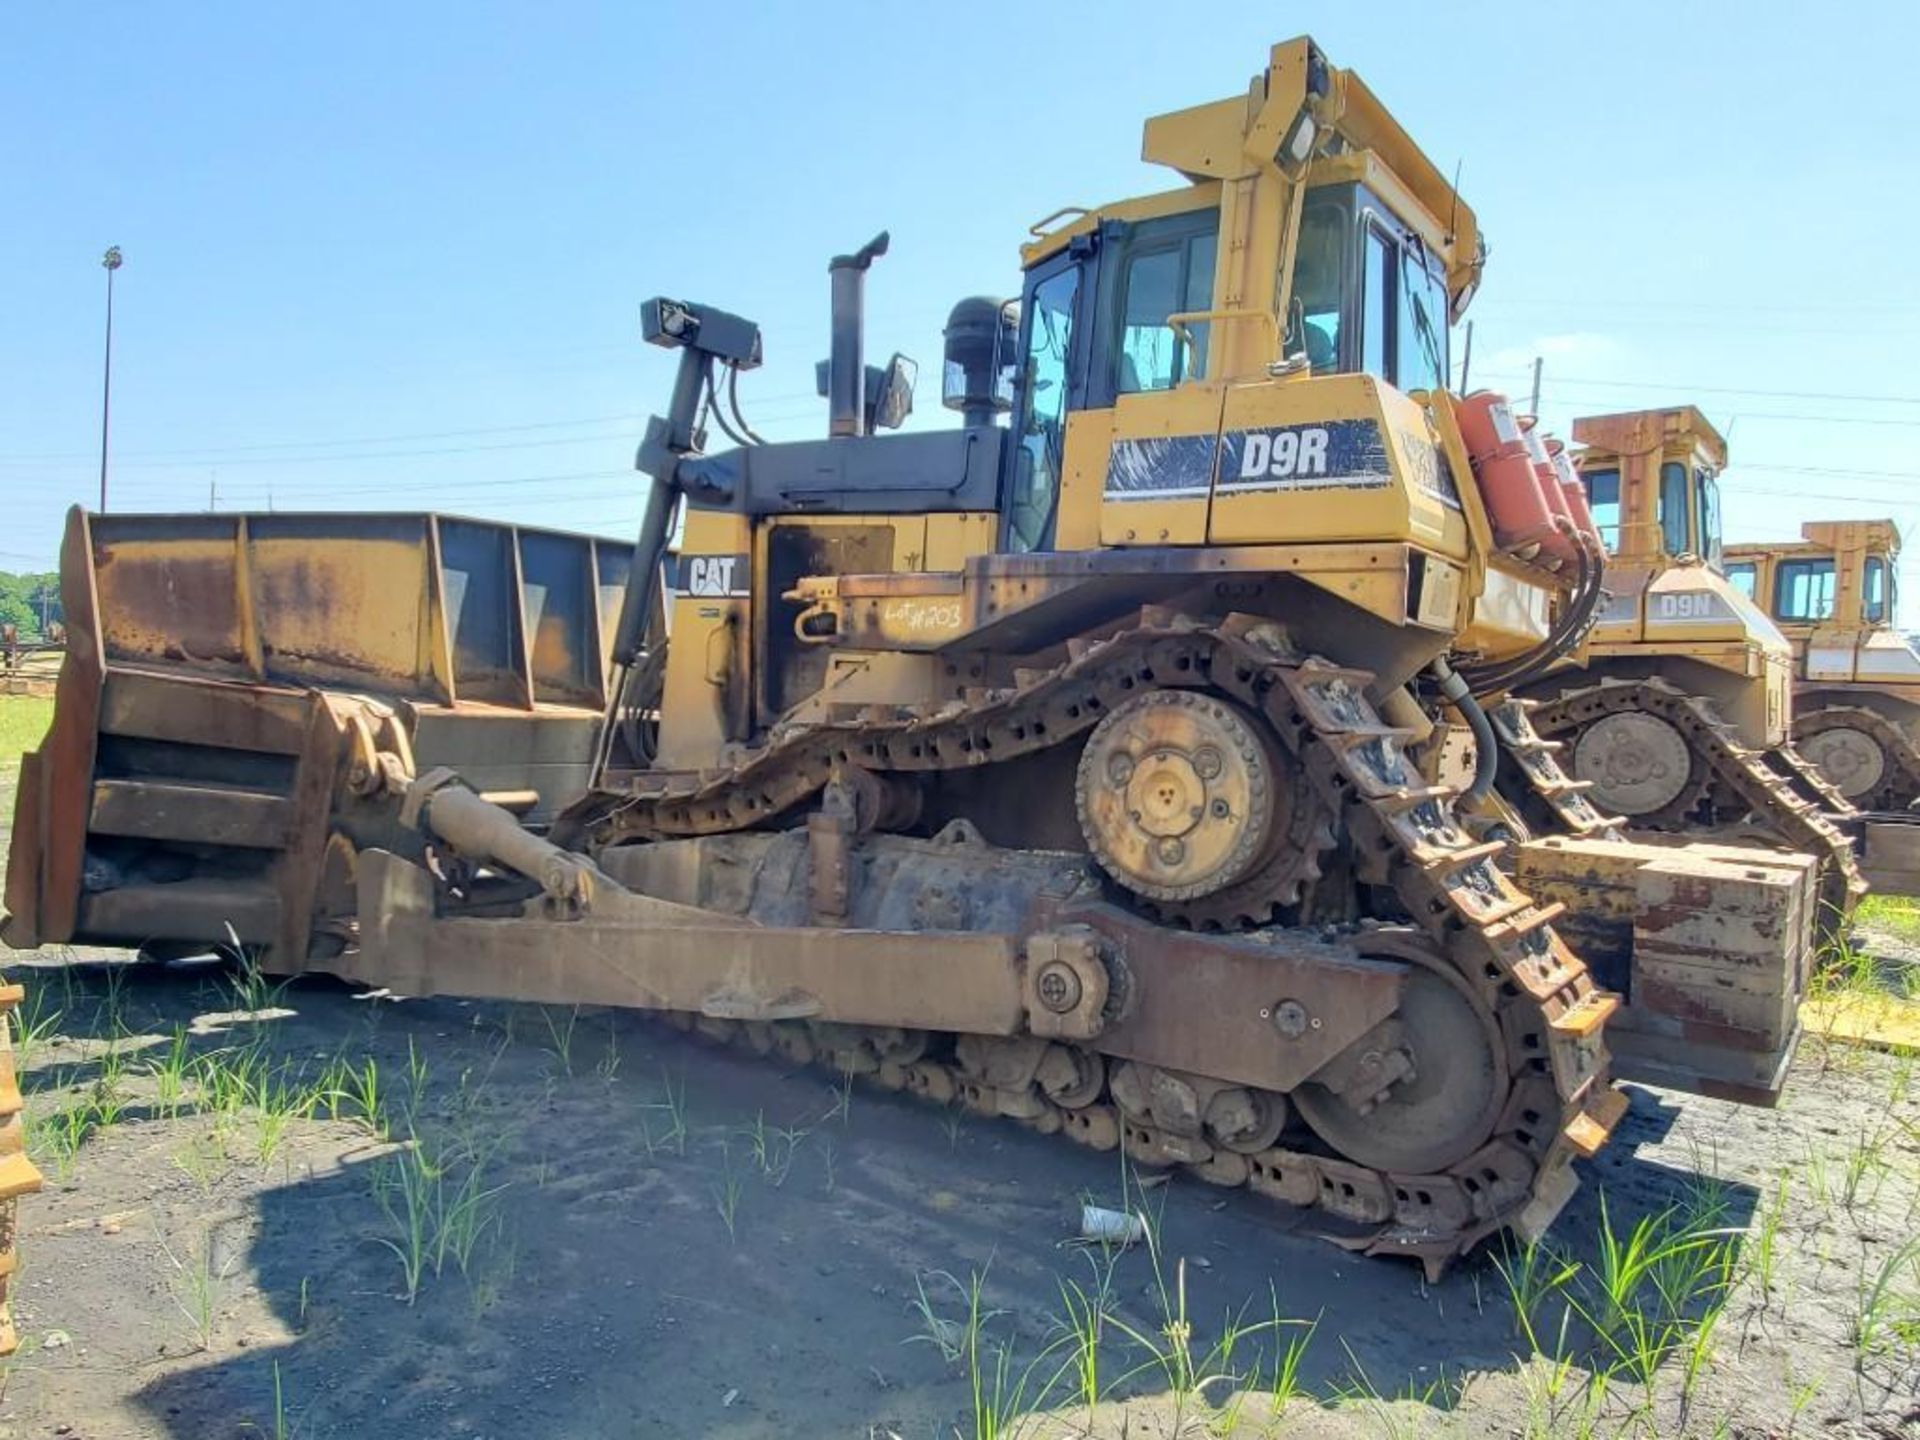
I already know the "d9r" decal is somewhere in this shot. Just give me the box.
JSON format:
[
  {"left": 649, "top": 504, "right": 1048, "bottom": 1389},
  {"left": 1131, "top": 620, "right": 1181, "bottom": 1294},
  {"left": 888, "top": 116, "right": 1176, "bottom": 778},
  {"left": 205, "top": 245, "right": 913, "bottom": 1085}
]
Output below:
[{"left": 1238, "top": 427, "right": 1329, "bottom": 480}]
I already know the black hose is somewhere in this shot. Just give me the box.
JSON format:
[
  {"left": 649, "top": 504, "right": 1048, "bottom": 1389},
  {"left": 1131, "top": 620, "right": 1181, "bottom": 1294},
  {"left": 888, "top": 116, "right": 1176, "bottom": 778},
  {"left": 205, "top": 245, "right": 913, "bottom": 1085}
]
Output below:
[
  {"left": 726, "top": 364, "right": 766, "bottom": 445},
  {"left": 706, "top": 371, "right": 754, "bottom": 449},
  {"left": 1431, "top": 656, "right": 1499, "bottom": 802},
  {"left": 1461, "top": 539, "right": 1592, "bottom": 689},
  {"left": 1460, "top": 538, "right": 1607, "bottom": 696}
]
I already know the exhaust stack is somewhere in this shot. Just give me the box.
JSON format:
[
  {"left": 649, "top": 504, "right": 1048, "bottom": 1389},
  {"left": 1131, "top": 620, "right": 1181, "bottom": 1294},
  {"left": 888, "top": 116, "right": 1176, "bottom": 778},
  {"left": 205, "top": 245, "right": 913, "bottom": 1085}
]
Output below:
[{"left": 827, "top": 232, "right": 889, "bottom": 438}]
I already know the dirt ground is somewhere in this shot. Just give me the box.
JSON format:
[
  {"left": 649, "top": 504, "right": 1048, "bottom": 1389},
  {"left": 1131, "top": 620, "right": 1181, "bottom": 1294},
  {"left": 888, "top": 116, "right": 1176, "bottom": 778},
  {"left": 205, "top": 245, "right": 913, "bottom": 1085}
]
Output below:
[{"left": 1, "top": 707, "right": 1917, "bottom": 1439}]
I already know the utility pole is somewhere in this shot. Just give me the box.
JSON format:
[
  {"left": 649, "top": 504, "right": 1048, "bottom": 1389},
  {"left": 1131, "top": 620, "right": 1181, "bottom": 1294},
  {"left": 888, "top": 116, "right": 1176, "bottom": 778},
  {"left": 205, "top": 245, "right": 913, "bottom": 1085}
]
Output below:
[
  {"left": 98, "top": 246, "right": 124, "bottom": 513},
  {"left": 1528, "top": 355, "right": 1543, "bottom": 417},
  {"left": 1458, "top": 320, "right": 1474, "bottom": 392}
]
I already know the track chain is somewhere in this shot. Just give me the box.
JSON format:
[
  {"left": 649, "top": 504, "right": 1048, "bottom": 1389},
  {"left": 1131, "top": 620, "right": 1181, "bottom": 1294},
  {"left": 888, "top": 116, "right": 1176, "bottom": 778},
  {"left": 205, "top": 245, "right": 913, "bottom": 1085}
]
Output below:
[
  {"left": 575, "top": 615, "right": 1623, "bottom": 1272},
  {"left": 1487, "top": 700, "right": 1623, "bottom": 842},
  {"left": 1526, "top": 678, "right": 1865, "bottom": 924},
  {"left": 1794, "top": 704, "right": 1920, "bottom": 814}
]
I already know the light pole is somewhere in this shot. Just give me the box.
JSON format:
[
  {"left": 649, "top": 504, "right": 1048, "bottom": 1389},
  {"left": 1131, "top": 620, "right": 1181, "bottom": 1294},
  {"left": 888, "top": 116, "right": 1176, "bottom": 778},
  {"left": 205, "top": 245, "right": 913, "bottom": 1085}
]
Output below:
[{"left": 99, "top": 246, "right": 123, "bottom": 513}]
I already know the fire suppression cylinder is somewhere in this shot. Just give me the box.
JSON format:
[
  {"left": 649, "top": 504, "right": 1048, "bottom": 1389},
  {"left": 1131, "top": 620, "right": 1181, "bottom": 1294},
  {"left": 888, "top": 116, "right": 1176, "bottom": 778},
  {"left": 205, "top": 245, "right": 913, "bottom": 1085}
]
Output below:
[
  {"left": 1546, "top": 438, "right": 1603, "bottom": 553},
  {"left": 1454, "top": 392, "right": 1578, "bottom": 569}
]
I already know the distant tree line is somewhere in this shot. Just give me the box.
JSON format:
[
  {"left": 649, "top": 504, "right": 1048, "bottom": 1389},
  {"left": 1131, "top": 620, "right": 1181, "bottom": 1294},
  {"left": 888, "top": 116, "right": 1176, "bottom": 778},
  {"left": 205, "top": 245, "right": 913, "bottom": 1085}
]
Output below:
[{"left": 0, "top": 572, "right": 60, "bottom": 642}]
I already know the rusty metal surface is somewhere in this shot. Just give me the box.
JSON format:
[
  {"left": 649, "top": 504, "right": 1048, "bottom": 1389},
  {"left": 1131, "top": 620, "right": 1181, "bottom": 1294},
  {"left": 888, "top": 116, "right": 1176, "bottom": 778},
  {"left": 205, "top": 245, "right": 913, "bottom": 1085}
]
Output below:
[
  {"left": 85, "top": 508, "right": 631, "bottom": 707},
  {"left": 347, "top": 849, "right": 1033, "bottom": 1036},
  {"left": 543, "top": 617, "right": 1622, "bottom": 1269},
  {"left": 1516, "top": 834, "right": 1814, "bottom": 1105},
  {"left": 4, "top": 507, "right": 635, "bottom": 966},
  {"left": 1523, "top": 677, "right": 1863, "bottom": 924}
]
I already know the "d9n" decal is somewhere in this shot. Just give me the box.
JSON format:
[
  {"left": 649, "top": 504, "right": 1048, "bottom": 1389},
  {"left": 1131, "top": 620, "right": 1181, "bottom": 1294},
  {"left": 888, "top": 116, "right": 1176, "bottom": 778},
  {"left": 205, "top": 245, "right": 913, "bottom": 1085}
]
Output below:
[{"left": 1653, "top": 591, "right": 1728, "bottom": 623}]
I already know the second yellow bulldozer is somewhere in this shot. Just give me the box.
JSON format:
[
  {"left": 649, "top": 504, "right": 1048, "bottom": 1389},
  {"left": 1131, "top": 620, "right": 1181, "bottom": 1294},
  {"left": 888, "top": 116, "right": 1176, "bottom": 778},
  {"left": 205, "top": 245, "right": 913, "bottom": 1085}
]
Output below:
[{"left": 1506, "top": 406, "right": 1865, "bottom": 921}]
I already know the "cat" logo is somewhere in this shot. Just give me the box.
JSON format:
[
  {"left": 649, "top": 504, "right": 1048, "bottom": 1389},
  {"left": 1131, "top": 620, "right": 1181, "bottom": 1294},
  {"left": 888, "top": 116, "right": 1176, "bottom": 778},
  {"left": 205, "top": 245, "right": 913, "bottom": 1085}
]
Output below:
[
  {"left": 685, "top": 555, "right": 743, "bottom": 597},
  {"left": 1239, "top": 427, "right": 1330, "bottom": 480}
]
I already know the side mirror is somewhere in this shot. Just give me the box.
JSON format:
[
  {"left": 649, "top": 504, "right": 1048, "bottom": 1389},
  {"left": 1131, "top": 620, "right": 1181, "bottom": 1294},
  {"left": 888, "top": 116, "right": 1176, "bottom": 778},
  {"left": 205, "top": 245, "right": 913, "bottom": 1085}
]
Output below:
[{"left": 870, "top": 353, "right": 917, "bottom": 431}]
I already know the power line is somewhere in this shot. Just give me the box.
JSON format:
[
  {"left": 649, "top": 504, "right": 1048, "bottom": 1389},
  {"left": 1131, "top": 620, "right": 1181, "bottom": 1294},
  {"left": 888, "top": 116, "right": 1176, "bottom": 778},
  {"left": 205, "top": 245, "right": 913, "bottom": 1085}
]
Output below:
[
  {"left": 1474, "top": 295, "right": 1920, "bottom": 314},
  {"left": 1473, "top": 369, "right": 1920, "bottom": 407},
  {"left": 194, "top": 466, "right": 637, "bottom": 499},
  {"left": 1735, "top": 461, "right": 1920, "bottom": 481},
  {"left": 0, "top": 410, "right": 640, "bottom": 464},
  {"left": 1724, "top": 484, "right": 1920, "bottom": 506},
  {"left": 0, "top": 389, "right": 827, "bottom": 468}
]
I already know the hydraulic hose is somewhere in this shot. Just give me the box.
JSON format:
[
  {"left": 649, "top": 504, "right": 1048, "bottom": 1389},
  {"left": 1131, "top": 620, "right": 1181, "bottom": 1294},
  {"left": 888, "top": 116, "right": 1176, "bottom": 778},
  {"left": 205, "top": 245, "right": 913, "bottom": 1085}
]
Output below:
[
  {"left": 1430, "top": 656, "right": 1498, "bottom": 803},
  {"left": 1459, "top": 535, "right": 1607, "bottom": 697}
]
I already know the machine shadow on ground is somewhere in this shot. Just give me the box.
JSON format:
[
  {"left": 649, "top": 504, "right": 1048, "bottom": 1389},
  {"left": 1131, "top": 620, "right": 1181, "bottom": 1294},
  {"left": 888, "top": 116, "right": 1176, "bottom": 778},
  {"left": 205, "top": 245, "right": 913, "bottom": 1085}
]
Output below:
[{"left": 1, "top": 957, "right": 1772, "bottom": 1440}]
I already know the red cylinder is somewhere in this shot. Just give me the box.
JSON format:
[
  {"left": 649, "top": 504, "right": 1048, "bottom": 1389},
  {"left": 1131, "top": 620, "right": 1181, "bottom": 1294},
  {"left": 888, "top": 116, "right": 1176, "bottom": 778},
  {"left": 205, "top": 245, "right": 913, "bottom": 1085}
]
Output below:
[
  {"left": 1518, "top": 419, "right": 1581, "bottom": 567},
  {"left": 1546, "top": 439, "right": 1602, "bottom": 553},
  {"left": 1453, "top": 391, "right": 1571, "bottom": 567}
]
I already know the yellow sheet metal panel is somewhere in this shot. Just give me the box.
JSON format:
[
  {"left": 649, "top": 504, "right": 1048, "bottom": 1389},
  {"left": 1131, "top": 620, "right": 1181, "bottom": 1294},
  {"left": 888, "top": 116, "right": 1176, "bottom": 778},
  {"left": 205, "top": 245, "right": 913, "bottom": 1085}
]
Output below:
[
  {"left": 1056, "top": 407, "right": 1116, "bottom": 552},
  {"left": 1853, "top": 631, "right": 1920, "bottom": 687},
  {"left": 1021, "top": 183, "right": 1225, "bottom": 269},
  {"left": 923, "top": 512, "right": 998, "bottom": 570},
  {"left": 1639, "top": 567, "right": 1791, "bottom": 656},
  {"left": 1589, "top": 562, "right": 1649, "bottom": 643},
  {"left": 655, "top": 593, "right": 743, "bottom": 769},
  {"left": 1208, "top": 375, "right": 1465, "bottom": 550},
  {"left": 654, "top": 509, "right": 752, "bottom": 770},
  {"left": 1098, "top": 383, "right": 1229, "bottom": 547}
]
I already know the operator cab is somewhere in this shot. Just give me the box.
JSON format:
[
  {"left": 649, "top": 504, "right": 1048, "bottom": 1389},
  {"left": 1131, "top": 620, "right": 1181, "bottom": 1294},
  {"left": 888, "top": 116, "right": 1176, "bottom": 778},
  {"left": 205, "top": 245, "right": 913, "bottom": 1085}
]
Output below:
[
  {"left": 1006, "top": 181, "right": 1452, "bottom": 553},
  {"left": 1726, "top": 524, "right": 1900, "bottom": 630},
  {"left": 1572, "top": 413, "right": 1724, "bottom": 569}
]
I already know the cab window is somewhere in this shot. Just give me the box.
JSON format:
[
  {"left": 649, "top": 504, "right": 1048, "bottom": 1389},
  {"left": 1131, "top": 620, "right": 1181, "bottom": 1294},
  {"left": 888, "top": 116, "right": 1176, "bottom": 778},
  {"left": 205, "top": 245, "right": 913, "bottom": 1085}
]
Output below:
[
  {"left": 1397, "top": 250, "right": 1449, "bottom": 393},
  {"left": 1776, "top": 557, "right": 1837, "bottom": 622},
  {"left": 1008, "top": 263, "right": 1079, "bottom": 553},
  {"left": 1288, "top": 199, "right": 1347, "bottom": 370},
  {"left": 1659, "top": 462, "right": 1690, "bottom": 556},
  {"left": 1114, "top": 228, "right": 1216, "bottom": 393},
  {"left": 1582, "top": 467, "right": 1621, "bottom": 551},
  {"left": 1865, "top": 555, "right": 1889, "bottom": 624},
  {"left": 1116, "top": 248, "right": 1180, "bottom": 393},
  {"left": 1725, "top": 561, "right": 1757, "bottom": 601},
  {"left": 1360, "top": 227, "right": 1390, "bottom": 378},
  {"left": 1697, "top": 470, "right": 1723, "bottom": 569}
]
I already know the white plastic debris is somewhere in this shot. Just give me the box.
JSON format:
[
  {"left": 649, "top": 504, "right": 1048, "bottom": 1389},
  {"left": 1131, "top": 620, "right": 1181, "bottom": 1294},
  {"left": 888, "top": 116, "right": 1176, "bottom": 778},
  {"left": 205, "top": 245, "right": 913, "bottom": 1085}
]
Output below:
[{"left": 1078, "top": 1204, "right": 1147, "bottom": 1245}]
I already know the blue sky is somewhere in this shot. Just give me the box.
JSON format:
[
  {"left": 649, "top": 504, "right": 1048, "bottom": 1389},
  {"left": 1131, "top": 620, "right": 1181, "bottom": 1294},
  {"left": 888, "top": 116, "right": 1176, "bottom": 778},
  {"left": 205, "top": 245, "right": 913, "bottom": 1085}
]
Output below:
[{"left": 6, "top": 3, "right": 1919, "bottom": 613}]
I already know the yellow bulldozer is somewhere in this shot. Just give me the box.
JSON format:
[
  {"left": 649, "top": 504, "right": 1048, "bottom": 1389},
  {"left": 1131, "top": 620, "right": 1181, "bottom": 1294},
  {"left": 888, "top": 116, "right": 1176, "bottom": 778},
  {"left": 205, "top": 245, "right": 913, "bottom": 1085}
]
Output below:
[
  {"left": 5, "top": 38, "right": 1824, "bottom": 1276},
  {"left": 1724, "top": 520, "right": 1920, "bottom": 811},
  {"left": 1506, "top": 406, "right": 1866, "bottom": 920}
]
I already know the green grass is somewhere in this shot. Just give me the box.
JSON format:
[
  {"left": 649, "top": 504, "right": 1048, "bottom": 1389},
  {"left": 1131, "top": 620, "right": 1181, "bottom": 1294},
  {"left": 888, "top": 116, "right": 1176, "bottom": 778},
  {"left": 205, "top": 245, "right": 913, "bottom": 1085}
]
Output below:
[
  {"left": 1855, "top": 894, "right": 1920, "bottom": 948},
  {"left": 1491, "top": 1188, "right": 1743, "bottom": 1433},
  {"left": 370, "top": 1133, "right": 507, "bottom": 1304},
  {"left": 0, "top": 694, "right": 54, "bottom": 763}
]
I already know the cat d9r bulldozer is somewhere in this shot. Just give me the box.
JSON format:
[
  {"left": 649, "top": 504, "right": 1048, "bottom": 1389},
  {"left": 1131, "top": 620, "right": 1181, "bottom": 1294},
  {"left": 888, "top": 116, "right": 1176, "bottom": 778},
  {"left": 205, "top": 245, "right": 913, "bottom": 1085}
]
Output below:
[
  {"left": 1506, "top": 407, "right": 1866, "bottom": 921},
  {"left": 5, "top": 39, "right": 1822, "bottom": 1275}
]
